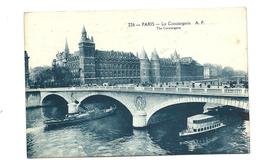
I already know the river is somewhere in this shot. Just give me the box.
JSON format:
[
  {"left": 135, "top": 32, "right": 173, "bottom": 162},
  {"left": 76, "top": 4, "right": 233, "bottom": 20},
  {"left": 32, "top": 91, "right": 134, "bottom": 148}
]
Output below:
[{"left": 26, "top": 104, "right": 250, "bottom": 158}]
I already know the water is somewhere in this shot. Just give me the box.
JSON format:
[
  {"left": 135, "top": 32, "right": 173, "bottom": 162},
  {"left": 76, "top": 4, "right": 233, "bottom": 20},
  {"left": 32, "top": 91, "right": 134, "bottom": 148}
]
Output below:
[{"left": 26, "top": 105, "right": 250, "bottom": 158}]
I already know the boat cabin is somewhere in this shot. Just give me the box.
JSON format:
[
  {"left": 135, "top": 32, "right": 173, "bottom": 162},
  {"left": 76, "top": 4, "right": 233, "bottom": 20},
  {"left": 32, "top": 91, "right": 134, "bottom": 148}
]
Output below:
[{"left": 187, "top": 114, "right": 222, "bottom": 132}]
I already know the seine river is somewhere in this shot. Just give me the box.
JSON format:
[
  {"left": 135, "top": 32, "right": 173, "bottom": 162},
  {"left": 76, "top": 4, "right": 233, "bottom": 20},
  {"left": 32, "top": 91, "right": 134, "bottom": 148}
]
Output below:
[{"left": 26, "top": 104, "right": 250, "bottom": 158}]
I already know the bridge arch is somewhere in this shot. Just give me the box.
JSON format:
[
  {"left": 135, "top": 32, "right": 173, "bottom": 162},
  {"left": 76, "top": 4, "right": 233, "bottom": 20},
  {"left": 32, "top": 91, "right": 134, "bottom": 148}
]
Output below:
[
  {"left": 146, "top": 96, "right": 248, "bottom": 123},
  {"left": 41, "top": 93, "right": 70, "bottom": 119},
  {"left": 77, "top": 92, "right": 135, "bottom": 116},
  {"left": 41, "top": 93, "right": 70, "bottom": 105}
]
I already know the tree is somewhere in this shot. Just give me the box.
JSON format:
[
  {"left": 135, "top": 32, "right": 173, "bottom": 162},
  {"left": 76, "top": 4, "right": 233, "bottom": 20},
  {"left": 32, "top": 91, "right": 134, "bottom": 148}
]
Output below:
[
  {"left": 214, "top": 64, "right": 223, "bottom": 77},
  {"left": 52, "top": 65, "right": 74, "bottom": 86},
  {"left": 30, "top": 65, "right": 73, "bottom": 87},
  {"left": 222, "top": 66, "right": 235, "bottom": 78},
  {"left": 234, "top": 70, "right": 247, "bottom": 76},
  {"left": 204, "top": 63, "right": 247, "bottom": 80},
  {"left": 30, "top": 66, "right": 53, "bottom": 87}
]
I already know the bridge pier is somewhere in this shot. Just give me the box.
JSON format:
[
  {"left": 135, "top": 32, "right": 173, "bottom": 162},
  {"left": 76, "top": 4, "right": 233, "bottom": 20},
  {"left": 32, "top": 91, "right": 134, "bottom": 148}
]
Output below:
[
  {"left": 132, "top": 111, "right": 147, "bottom": 128},
  {"left": 67, "top": 102, "right": 78, "bottom": 114}
]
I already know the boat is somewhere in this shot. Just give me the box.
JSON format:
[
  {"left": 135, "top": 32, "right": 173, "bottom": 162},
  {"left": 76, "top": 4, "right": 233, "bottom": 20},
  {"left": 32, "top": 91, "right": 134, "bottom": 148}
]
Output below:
[
  {"left": 179, "top": 114, "right": 225, "bottom": 137},
  {"left": 203, "top": 103, "right": 223, "bottom": 113},
  {"left": 44, "top": 105, "right": 116, "bottom": 128}
]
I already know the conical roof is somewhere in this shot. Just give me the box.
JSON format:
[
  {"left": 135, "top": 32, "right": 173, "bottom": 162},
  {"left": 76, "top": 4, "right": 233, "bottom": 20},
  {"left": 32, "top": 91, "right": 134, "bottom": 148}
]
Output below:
[
  {"left": 151, "top": 48, "right": 159, "bottom": 60},
  {"left": 64, "top": 38, "right": 69, "bottom": 53},
  {"left": 82, "top": 25, "right": 87, "bottom": 34},
  {"left": 174, "top": 49, "right": 178, "bottom": 56},
  {"left": 139, "top": 47, "right": 148, "bottom": 59}
]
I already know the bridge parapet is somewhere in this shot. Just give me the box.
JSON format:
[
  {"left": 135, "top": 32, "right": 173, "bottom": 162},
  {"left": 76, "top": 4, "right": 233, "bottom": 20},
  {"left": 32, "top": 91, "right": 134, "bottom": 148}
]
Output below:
[{"left": 26, "top": 86, "right": 249, "bottom": 97}]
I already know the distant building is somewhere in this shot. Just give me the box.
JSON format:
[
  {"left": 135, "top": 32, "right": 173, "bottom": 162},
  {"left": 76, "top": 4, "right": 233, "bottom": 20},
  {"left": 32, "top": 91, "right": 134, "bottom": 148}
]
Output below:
[
  {"left": 204, "top": 66, "right": 210, "bottom": 79},
  {"left": 203, "top": 64, "right": 222, "bottom": 79},
  {"left": 55, "top": 26, "right": 204, "bottom": 85},
  {"left": 24, "top": 51, "right": 30, "bottom": 87},
  {"left": 177, "top": 56, "right": 204, "bottom": 81}
]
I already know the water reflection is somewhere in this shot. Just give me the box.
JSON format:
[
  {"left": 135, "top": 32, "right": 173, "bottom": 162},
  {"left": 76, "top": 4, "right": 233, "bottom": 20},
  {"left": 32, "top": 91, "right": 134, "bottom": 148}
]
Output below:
[{"left": 179, "top": 136, "right": 218, "bottom": 152}]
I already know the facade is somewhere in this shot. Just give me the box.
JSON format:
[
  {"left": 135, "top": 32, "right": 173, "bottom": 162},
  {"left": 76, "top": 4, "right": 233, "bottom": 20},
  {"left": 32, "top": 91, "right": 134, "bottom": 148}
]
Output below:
[
  {"left": 55, "top": 26, "right": 204, "bottom": 85},
  {"left": 179, "top": 57, "right": 204, "bottom": 81}
]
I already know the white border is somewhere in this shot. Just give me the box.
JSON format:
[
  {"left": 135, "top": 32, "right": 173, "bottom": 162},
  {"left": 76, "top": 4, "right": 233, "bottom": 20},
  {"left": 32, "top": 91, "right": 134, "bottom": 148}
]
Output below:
[{"left": 0, "top": 0, "right": 260, "bottom": 166}]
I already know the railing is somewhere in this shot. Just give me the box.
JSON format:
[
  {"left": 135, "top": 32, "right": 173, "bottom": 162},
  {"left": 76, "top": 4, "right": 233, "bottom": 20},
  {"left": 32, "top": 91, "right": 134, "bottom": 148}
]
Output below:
[{"left": 27, "top": 85, "right": 249, "bottom": 97}]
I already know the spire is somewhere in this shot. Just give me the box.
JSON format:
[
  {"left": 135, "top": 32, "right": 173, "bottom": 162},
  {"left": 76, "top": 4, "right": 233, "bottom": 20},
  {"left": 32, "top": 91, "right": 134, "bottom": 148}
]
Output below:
[
  {"left": 139, "top": 47, "right": 148, "bottom": 60},
  {"left": 151, "top": 48, "right": 159, "bottom": 60},
  {"left": 82, "top": 25, "right": 86, "bottom": 34},
  {"left": 24, "top": 51, "right": 29, "bottom": 59},
  {"left": 174, "top": 49, "right": 178, "bottom": 56},
  {"left": 81, "top": 25, "right": 87, "bottom": 42},
  {"left": 64, "top": 38, "right": 69, "bottom": 54},
  {"left": 171, "top": 49, "right": 180, "bottom": 62}
]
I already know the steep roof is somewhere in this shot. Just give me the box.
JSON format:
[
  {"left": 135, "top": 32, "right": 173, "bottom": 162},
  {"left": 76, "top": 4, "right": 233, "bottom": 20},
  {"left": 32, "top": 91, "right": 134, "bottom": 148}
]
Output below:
[
  {"left": 95, "top": 50, "right": 139, "bottom": 60},
  {"left": 151, "top": 48, "right": 159, "bottom": 60},
  {"left": 139, "top": 48, "right": 149, "bottom": 60},
  {"left": 64, "top": 38, "right": 69, "bottom": 53}
]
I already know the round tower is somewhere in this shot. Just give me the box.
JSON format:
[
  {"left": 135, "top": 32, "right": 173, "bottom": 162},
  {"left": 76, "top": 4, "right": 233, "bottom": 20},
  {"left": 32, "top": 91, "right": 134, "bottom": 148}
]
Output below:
[
  {"left": 139, "top": 48, "right": 150, "bottom": 84},
  {"left": 151, "top": 48, "right": 160, "bottom": 84}
]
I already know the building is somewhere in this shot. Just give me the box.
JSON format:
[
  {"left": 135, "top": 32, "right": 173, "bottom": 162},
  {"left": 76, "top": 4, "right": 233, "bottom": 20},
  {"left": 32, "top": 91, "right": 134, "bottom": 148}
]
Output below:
[
  {"left": 24, "top": 51, "right": 30, "bottom": 88},
  {"left": 176, "top": 57, "right": 204, "bottom": 81},
  {"left": 55, "top": 26, "right": 204, "bottom": 85},
  {"left": 204, "top": 66, "right": 210, "bottom": 79}
]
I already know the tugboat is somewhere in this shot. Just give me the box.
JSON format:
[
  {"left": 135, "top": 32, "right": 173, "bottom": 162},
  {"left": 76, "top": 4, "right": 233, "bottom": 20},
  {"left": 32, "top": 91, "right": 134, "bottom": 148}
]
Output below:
[
  {"left": 44, "top": 105, "right": 116, "bottom": 128},
  {"left": 179, "top": 114, "right": 225, "bottom": 137}
]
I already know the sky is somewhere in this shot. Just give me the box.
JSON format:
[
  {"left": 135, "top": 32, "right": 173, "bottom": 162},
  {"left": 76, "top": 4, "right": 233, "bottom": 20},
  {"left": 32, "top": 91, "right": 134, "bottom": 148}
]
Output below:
[{"left": 24, "top": 8, "right": 248, "bottom": 71}]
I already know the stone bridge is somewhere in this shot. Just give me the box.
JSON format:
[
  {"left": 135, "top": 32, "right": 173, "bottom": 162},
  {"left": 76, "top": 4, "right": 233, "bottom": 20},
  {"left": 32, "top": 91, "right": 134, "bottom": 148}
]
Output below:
[{"left": 26, "top": 86, "right": 249, "bottom": 128}]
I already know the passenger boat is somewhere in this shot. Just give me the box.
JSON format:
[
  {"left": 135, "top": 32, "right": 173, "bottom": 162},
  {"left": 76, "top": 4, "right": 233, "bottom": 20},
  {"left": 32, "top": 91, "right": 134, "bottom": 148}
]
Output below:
[
  {"left": 44, "top": 105, "right": 116, "bottom": 128},
  {"left": 179, "top": 114, "right": 225, "bottom": 137}
]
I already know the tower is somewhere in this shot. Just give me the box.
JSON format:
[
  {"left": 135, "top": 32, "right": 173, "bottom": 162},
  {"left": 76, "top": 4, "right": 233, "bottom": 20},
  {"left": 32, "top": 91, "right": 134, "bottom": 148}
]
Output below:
[
  {"left": 139, "top": 48, "right": 150, "bottom": 84},
  {"left": 151, "top": 48, "right": 160, "bottom": 84},
  {"left": 78, "top": 26, "right": 96, "bottom": 84},
  {"left": 172, "top": 50, "right": 181, "bottom": 82},
  {"left": 24, "top": 51, "right": 30, "bottom": 88},
  {"left": 59, "top": 38, "right": 69, "bottom": 66}
]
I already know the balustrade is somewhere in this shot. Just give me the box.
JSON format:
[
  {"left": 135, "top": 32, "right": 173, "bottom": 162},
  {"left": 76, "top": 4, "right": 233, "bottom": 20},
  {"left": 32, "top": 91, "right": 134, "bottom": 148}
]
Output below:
[{"left": 28, "top": 85, "right": 248, "bottom": 97}]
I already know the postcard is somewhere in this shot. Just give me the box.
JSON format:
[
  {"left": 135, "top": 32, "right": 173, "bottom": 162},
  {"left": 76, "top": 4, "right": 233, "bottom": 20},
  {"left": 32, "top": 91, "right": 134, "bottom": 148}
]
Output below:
[{"left": 24, "top": 8, "right": 249, "bottom": 158}]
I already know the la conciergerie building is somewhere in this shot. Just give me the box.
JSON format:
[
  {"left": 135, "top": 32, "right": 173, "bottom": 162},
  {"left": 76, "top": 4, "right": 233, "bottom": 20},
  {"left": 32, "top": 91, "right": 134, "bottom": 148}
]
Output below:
[{"left": 54, "top": 26, "right": 204, "bottom": 85}]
